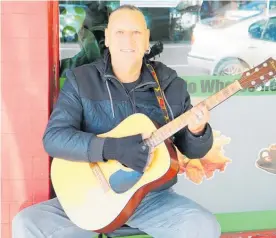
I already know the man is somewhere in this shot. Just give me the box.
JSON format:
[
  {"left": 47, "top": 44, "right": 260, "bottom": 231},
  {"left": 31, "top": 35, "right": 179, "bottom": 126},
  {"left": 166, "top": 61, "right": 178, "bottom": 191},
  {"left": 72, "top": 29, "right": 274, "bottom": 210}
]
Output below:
[{"left": 12, "top": 5, "right": 221, "bottom": 238}]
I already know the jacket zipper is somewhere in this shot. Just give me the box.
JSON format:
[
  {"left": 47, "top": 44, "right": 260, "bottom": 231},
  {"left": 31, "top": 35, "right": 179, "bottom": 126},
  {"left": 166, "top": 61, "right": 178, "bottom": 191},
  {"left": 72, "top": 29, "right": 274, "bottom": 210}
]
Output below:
[
  {"left": 105, "top": 75, "right": 156, "bottom": 113},
  {"left": 106, "top": 75, "right": 135, "bottom": 113}
]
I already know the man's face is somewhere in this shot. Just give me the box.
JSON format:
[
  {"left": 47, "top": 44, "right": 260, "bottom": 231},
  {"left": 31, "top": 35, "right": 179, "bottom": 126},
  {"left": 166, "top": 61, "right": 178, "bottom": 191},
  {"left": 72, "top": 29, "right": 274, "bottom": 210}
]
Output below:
[{"left": 105, "top": 9, "right": 150, "bottom": 66}]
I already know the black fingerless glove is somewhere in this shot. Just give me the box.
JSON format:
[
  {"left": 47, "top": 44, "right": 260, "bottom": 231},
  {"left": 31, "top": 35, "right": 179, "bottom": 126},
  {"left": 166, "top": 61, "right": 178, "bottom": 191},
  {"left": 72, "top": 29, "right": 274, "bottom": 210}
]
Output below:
[{"left": 103, "top": 134, "right": 149, "bottom": 173}]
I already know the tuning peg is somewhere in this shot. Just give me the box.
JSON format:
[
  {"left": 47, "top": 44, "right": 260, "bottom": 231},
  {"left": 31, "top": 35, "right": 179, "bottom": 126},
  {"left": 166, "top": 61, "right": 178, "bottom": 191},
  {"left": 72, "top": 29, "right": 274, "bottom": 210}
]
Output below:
[
  {"left": 265, "top": 81, "right": 271, "bottom": 87},
  {"left": 255, "top": 86, "right": 263, "bottom": 91}
]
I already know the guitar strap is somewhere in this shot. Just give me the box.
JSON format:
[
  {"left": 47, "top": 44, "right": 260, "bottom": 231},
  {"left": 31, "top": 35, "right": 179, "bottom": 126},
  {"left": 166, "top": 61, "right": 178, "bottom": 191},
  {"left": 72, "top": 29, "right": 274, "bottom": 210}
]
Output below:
[{"left": 146, "top": 63, "right": 171, "bottom": 124}]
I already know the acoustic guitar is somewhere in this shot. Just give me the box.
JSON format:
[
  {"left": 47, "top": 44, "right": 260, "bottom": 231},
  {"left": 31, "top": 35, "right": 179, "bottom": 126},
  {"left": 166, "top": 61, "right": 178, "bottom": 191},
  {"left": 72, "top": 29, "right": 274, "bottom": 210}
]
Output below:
[{"left": 51, "top": 57, "right": 276, "bottom": 233}]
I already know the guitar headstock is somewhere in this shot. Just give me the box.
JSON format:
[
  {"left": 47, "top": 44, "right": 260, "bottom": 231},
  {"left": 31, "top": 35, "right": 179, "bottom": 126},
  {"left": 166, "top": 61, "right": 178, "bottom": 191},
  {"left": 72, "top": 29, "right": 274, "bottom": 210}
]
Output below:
[{"left": 239, "top": 57, "right": 276, "bottom": 89}]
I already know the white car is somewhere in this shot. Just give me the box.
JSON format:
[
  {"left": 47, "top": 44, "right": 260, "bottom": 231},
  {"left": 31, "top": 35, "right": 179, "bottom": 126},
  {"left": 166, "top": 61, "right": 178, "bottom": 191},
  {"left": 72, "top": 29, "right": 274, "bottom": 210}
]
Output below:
[{"left": 187, "top": 9, "right": 276, "bottom": 75}]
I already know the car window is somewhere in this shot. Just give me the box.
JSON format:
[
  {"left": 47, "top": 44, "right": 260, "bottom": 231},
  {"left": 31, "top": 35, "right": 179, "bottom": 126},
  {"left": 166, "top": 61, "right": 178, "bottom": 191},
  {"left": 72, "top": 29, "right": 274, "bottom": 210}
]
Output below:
[
  {"left": 271, "top": 1, "right": 276, "bottom": 9},
  {"left": 262, "top": 17, "right": 276, "bottom": 42},
  {"left": 239, "top": 0, "right": 276, "bottom": 11},
  {"left": 248, "top": 18, "right": 267, "bottom": 39}
]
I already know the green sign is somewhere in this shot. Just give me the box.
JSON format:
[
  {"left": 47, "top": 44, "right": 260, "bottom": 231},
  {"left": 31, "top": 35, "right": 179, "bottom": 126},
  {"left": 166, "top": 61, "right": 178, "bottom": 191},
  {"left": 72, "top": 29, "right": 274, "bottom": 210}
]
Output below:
[
  {"left": 60, "top": 76, "right": 276, "bottom": 97},
  {"left": 184, "top": 76, "right": 276, "bottom": 97}
]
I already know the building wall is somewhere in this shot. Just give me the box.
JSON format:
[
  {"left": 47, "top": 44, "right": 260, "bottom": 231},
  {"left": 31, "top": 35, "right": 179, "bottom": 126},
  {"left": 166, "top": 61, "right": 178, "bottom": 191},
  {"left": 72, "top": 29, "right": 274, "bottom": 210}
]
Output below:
[{"left": 1, "top": 2, "right": 53, "bottom": 237}]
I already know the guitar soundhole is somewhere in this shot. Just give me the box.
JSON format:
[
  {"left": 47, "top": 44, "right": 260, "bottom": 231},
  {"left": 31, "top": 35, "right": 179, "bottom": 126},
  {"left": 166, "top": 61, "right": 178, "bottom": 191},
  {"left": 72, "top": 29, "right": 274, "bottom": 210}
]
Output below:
[{"left": 109, "top": 170, "right": 143, "bottom": 194}]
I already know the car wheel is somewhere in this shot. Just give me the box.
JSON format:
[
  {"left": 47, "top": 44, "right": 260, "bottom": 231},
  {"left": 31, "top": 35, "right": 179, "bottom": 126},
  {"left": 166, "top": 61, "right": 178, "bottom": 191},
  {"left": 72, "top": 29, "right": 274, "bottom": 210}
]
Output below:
[{"left": 214, "top": 58, "right": 249, "bottom": 76}]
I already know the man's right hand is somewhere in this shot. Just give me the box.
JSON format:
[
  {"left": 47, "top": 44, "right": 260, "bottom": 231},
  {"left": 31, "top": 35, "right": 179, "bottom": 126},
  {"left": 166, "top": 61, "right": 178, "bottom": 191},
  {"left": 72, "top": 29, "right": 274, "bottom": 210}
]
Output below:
[{"left": 103, "top": 134, "right": 150, "bottom": 173}]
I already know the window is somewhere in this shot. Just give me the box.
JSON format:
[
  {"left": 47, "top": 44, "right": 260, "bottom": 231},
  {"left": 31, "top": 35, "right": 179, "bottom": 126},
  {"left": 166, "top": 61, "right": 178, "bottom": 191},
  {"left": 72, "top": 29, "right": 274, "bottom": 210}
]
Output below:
[
  {"left": 58, "top": 0, "right": 276, "bottom": 80},
  {"left": 59, "top": 4, "right": 88, "bottom": 43},
  {"left": 248, "top": 19, "right": 267, "bottom": 39},
  {"left": 262, "top": 17, "right": 276, "bottom": 42},
  {"left": 58, "top": 1, "right": 113, "bottom": 78},
  {"left": 58, "top": 0, "right": 202, "bottom": 78},
  {"left": 248, "top": 17, "right": 276, "bottom": 42}
]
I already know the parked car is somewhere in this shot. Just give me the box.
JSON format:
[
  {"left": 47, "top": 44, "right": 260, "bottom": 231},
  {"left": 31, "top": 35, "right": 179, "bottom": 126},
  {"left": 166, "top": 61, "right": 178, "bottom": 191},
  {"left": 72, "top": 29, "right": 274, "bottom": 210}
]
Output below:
[
  {"left": 239, "top": 0, "right": 276, "bottom": 11},
  {"left": 187, "top": 9, "right": 276, "bottom": 75}
]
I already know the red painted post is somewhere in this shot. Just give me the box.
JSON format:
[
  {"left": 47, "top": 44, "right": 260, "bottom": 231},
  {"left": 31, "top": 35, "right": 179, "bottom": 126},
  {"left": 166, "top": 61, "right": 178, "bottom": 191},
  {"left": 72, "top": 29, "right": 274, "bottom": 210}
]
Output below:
[{"left": 1, "top": 1, "right": 59, "bottom": 237}]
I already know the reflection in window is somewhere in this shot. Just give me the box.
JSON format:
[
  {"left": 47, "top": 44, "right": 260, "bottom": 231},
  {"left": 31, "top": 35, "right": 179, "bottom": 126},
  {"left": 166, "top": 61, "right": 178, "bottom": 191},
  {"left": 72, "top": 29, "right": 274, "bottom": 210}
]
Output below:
[
  {"left": 248, "top": 19, "right": 267, "bottom": 39},
  {"left": 58, "top": 0, "right": 202, "bottom": 78},
  {"left": 58, "top": 0, "right": 276, "bottom": 81},
  {"left": 249, "top": 17, "right": 276, "bottom": 42},
  {"left": 59, "top": 4, "right": 87, "bottom": 43},
  {"left": 263, "top": 17, "right": 276, "bottom": 42},
  {"left": 58, "top": 1, "right": 113, "bottom": 77},
  {"left": 140, "top": 6, "right": 199, "bottom": 42}
]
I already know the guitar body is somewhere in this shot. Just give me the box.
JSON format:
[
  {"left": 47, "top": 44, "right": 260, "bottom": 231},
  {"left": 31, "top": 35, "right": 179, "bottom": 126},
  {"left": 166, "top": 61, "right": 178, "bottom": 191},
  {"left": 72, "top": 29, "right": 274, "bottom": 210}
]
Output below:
[{"left": 51, "top": 113, "right": 179, "bottom": 233}]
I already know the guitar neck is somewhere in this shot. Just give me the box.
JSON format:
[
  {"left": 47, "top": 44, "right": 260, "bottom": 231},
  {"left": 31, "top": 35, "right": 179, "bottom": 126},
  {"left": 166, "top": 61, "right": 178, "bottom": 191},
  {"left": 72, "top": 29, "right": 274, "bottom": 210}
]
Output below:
[{"left": 145, "top": 80, "right": 242, "bottom": 147}]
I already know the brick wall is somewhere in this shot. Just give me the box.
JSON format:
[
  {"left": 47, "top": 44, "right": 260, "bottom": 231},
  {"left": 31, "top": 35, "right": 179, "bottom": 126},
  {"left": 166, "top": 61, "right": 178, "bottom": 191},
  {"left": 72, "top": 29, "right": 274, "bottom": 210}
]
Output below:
[{"left": 1, "top": 2, "right": 51, "bottom": 237}]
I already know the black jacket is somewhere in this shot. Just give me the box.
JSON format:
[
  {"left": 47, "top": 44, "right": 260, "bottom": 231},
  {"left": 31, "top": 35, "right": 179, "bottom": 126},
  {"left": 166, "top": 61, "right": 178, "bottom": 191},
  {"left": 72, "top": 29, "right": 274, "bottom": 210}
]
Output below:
[{"left": 43, "top": 49, "right": 213, "bottom": 191}]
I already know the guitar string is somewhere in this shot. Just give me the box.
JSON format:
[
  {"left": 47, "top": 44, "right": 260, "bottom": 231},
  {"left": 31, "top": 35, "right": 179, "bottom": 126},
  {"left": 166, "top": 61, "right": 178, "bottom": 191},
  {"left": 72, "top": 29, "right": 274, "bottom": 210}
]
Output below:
[
  {"left": 96, "top": 165, "right": 109, "bottom": 192},
  {"left": 149, "top": 66, "right": 274, "bottom": 147},
  {"left": 90, "top": 65, "right": 273, "bottom": 194},
  {"left": 148, "top": 81, "right": 240, "bottom": 148},
  {"left": 92, "top": 164, "right": 110, "bottom": 192},
  {"left": 89, "top": 67, "right": 274, "bottom": 193},
  {"left": 147, "top": 69, "right": 274, "bottom": 148}
]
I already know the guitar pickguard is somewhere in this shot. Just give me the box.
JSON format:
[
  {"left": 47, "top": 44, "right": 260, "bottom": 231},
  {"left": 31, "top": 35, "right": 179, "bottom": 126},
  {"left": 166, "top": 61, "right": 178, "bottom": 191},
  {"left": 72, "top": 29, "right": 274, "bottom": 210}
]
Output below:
[{"left": 109, "top": 169, "right": 143, "bottom": 193}]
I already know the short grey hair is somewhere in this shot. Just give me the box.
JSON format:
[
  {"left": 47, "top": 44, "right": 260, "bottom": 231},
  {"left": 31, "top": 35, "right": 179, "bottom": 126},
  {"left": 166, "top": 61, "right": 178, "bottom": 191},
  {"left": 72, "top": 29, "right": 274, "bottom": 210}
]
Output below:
[{"left": 110, "top": 4, "right": 143, "bottom": 16}]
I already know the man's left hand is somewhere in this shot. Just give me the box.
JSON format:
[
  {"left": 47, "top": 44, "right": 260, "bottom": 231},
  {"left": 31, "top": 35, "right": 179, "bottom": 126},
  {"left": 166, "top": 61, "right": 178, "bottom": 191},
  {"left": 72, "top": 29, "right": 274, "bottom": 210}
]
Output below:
[{"left": 187, "top": 104, "right": 210, "bottom": 135}]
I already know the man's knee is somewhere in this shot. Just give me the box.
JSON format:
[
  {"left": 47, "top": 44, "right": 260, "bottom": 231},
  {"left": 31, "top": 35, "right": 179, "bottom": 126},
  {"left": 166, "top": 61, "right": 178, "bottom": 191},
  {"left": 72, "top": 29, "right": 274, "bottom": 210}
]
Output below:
[
  {"left": 196, "top": 210, "right": 221, "bottom": 237},
  {"left": 12, "top": 205, "right": 36, "bottom": 237},
  {"left": 175, "top": 207, "right": 221, "bottom": 238}
]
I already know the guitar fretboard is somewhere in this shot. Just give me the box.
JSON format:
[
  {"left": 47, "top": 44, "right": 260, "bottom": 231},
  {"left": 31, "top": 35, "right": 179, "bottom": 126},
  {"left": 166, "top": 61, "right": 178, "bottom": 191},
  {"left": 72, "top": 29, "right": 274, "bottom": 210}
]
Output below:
[{"left": 144, "top": 80, "right": 242, "bottom": 148}]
